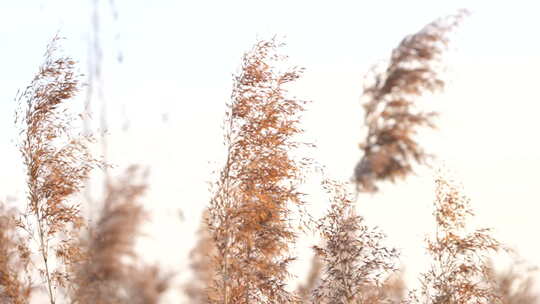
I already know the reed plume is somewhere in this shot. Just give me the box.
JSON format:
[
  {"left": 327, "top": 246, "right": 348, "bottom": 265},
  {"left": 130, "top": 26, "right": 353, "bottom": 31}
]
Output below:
[
  {"left": 71, "top": 165, "right": 169, "bottom": 304},
  {"left": 15, "top": 35, "right": 99, "bottom": 304},
  {"left": 410, "top": 173, "right": 501, "bottom": 304},
  {"left": 207, "top": 37, "right": 311, "bottom": 304},
  {"left": 354, "top": 10, "right": 468, "bottom": 192},
  {"left": 311, "top": 179, "right": 399, "bottom": 303}
]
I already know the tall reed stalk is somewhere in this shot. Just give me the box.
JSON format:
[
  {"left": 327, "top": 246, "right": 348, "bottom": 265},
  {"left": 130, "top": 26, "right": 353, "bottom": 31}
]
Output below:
[
  {"left": 15, "top": 35, "right": 99, "bottom": 304},
  {"left": 410, "top": 172, "right": 501, "bottom": 304},
  {"left": 207, "top": 37, "right": 311, "bottom": 304}
]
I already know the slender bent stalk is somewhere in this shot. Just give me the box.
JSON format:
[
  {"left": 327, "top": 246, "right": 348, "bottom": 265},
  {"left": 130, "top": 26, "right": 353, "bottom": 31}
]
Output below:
[{"left": 15, "top": 35, "right": 98, "bottom": 304}]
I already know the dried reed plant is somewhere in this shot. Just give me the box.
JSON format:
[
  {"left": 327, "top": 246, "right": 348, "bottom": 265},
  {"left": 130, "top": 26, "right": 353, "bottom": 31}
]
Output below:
[
  {"left": 14, "top": 35, "right": 100, "bottom": 304},
  {"left": 71, "top": 165, "right": 169, "bottom": 304},
  {"left": 354, "top": 10, "right": 468, "bottom": 192},
  {"left": 311, "top": 179, "right": 399, "bottom": 303},
  {"left": 207, "top": 37, "right": 311, "bottom": 304},
  {"left": 409, "top": 173, "right": 501, "bottom": 304},
  {"left": 297, "top": 256, "right": 405, "bottom": 304},
  {"left": 0, "top": 203, "right": 32, "bottom": 304}
]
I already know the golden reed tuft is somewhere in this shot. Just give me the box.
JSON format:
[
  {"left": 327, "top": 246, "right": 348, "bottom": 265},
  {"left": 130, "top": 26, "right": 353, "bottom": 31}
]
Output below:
[
  {"left": 206, "top": 37, "right": 312, "bottom": 304},
  {"left": 354, "top": 10, "right": 469, "bottom": 193},
  {"left": 15, "top": 35, "right": 99, "bottom": 304}
]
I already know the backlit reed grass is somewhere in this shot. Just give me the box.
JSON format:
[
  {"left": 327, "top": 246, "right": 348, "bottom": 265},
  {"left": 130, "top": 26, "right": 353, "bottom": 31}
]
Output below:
[
  {"left": 15, "top": 35, "right": 99, "bottom": 304},
  {"left": 206, "top": 37, "right": 312, "bottom": 304},
  {"left": 311, "top": 178, "right": 399, "bottom": 303},
  {"left": 409, "top": 172, "right": 501, "bottom": 304},
  {"left": 354, "top": 10, "right": 468, "bottom": 192},
  {"left": 3, "top": 10, "right": 534, "bottom": 304},
  {"left": 70, "top": 165, "right": 169, "bottom": 304}
]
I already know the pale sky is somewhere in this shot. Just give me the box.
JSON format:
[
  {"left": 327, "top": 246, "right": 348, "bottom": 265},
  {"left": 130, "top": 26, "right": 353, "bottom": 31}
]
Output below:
[{"left": 1, "top": 1, "right": 540, "bottom": 302}]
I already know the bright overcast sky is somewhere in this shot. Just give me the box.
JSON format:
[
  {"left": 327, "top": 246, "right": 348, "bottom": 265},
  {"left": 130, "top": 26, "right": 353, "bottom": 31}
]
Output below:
[{"left": 2, "top": 0, "right": 540, "bottom": 301}]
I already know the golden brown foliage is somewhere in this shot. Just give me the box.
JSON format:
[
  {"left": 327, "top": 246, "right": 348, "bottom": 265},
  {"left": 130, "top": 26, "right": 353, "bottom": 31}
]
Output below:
[
  {"left": 15, "top": 35, "right": 99, "bottom": 304},
  {"left": 10, "top": 34, "right": 169, "bottom": 304},
  {"left": 354, "top": 10, "right": 468, "bottom": 192},
  {"left": 312, "top": 179, "right": 399, "bottom": 303},
  {"left": 410, "top": 174, "right": 501, "bottom": 304},
  {"left": 207, "top": 37, "right": 311, "bottom": 304},
  {"left": 0, "top": 203, "right": 31, "bottom": 304},
  {"left": 71, "top": 165, "right": 169, "bottom": 304},
  {"left": 6, "top": 12, "right": 529, "bottom": 304}
]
